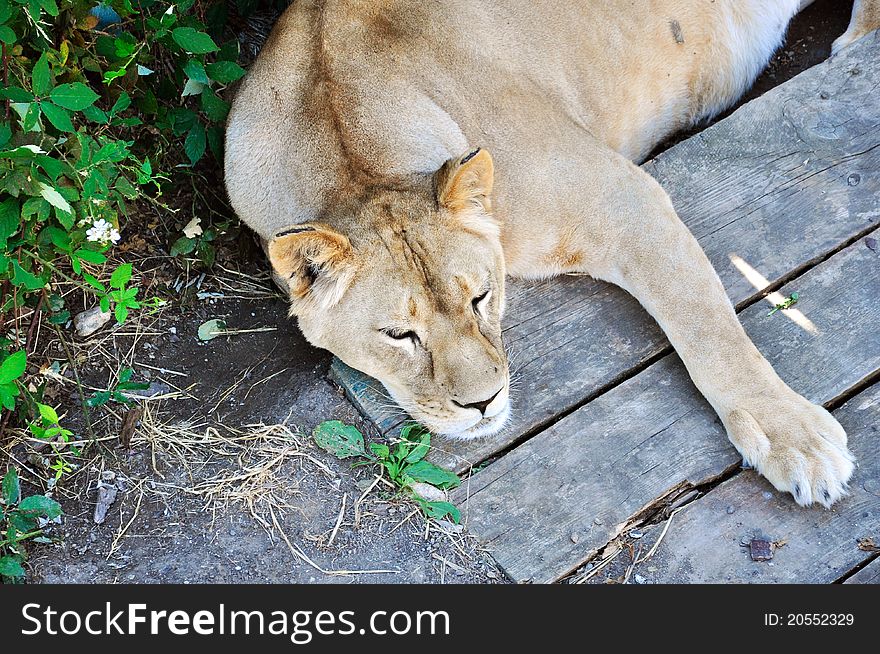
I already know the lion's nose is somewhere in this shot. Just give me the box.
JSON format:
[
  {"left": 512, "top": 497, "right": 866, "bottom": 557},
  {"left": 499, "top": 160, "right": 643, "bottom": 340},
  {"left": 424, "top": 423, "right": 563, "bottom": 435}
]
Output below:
[{"left": 453, "top": 388, "right": 502, "bottom": 416}]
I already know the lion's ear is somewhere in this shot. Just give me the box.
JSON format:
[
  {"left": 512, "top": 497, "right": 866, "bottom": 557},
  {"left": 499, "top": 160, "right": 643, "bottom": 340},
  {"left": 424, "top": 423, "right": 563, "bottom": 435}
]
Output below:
[
  {"left": 267, "top": 224, "right": 356, "bottom": 312},
  {"left": 436, "top": 147, "right": 494, "bottom": 213}
]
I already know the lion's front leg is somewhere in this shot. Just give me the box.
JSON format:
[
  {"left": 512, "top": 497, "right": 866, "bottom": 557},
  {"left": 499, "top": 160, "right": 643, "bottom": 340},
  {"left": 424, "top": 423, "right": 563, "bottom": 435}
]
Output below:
[
  {"left": 832, "top": 0, "right": 880, "bottom": 54},
  {"left": 527, "top": 153, "right": 855, "bottom": 508}
]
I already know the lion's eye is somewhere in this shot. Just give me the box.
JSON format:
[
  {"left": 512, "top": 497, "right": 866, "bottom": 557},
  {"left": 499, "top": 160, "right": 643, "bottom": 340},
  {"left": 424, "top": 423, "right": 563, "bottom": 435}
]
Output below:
[
  {"left": 472, "top": 289, "right": 491, "bottom": 315},
  {"left": 382, "top": 328, "right": 419, "bottom": 345}
]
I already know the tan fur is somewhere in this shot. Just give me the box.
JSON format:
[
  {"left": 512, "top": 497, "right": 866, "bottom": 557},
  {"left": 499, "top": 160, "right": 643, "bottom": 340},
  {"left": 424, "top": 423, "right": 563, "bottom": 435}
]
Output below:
[{"left": 225, "top": 0, "right": 878, "bottom": 506}]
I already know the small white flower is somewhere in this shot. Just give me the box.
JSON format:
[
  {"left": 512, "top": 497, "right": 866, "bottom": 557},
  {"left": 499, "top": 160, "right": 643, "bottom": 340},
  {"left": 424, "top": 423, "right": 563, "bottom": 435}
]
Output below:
[{"left": 85, "top": 219, "right": 120, "bottom": 245}]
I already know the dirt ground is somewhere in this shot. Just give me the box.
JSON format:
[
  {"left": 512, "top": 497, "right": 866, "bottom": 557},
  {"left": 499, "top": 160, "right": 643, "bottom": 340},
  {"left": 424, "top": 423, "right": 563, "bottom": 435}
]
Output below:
[{"left": 16, "top": 0, "right": 852, "bottom": 585}]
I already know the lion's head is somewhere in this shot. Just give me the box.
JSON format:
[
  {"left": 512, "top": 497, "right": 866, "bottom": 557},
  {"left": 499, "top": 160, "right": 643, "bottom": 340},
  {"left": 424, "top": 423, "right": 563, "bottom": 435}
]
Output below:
[{"left": 267, "top": 148, "right": 510, "bottom": 438}]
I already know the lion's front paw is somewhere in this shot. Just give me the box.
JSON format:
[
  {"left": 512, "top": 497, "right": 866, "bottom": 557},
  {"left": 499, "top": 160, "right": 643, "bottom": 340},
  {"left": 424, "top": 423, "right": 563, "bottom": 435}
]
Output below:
[{"left": 722, "top": 392, "right": 854, "bottom": 508}]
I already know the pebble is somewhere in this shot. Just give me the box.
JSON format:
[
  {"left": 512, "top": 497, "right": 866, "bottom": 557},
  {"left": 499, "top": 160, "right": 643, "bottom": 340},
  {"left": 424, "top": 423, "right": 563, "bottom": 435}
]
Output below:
[
  {"left": 762, "top": 491, "right": 773, "bottom": 500},
  {"left": 570, "top": 531, "right": 580, "bottom": 544},
  {"left": 630, "top": 529, "right": 644, "bottom": 539},
  {"left": 409, "top": 482, "right": 446, "bottom": 503},
  {"left": 594, "top": 517, "right": 603, "bottom": 526},
  {"left": 73, "top": 307, "right": 112, "bottom": 337},
  {"left": 634, "top": 574, "right": 647, "bottom": 585},
  {"left": 726, "top": 505, "right": 736, "bottom": 514}
]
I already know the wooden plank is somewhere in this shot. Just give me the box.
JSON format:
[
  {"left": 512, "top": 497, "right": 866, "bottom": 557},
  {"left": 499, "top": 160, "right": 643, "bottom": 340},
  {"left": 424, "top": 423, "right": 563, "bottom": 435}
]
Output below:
[
  {"left": 454, "top": 240, "right": 880, "bottom": 583},
  {"left": 332, "top": 34, "right": 880, "bottom": 472},
  {"left": 844, "top": 557, "right": 880, "bottom": 584},
  {"left": 615, "top": 382, "right": 880, "bottom": 584}
]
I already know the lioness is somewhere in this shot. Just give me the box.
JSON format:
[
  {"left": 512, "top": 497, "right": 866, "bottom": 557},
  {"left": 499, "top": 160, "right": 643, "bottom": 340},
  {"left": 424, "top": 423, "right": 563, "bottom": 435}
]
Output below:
[{"left": 225, "top": 0, "right": 878, "bottom": 508}]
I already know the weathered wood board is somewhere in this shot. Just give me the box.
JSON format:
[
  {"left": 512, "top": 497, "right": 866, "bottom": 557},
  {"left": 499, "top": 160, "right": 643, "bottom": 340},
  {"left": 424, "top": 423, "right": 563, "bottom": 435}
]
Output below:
[
  {"left": 454, "top": 240, "right": 880, "bottom": 583},
  {"left": 622, "top": 382, "right": 880, "bottom": 584},
  {"left": 844, "top": 557, "right": 880, "bottom": 584},
  {"left": 331, "top": 34, "right": 880, "bottom": 473}
]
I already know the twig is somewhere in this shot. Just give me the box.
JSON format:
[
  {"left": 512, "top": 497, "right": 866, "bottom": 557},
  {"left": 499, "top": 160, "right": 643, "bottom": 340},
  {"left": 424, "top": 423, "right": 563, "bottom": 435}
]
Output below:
[
  {"left": 326, "top": 493, "right": 347, "bottom": 547},
  {"left": 52, "top": 324, "right": 97, "bottom": 441}
]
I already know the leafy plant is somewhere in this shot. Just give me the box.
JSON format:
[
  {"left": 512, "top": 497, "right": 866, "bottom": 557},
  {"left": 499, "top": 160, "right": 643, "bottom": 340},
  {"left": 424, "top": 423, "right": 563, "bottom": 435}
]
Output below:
[
  {"left": 313, "top": 421, "right": 462, "bottom": 523},
  {"left": 0, "top": 350, "right": 27, "bottom": 411},
  {"left": 87, "top": 366, "right": 149, "bottom": 407},
  {"left": 1, "top": 0, "right": 253, "bottom": 424},
  {"left": 0, "top": 466, "right": 62, "bottom": 582},
  {"left": 28, "top": 401, "right": 76, "bottom": 481},
  {"left": 768, "top": 291, "right": 799, "bottom": 316}
]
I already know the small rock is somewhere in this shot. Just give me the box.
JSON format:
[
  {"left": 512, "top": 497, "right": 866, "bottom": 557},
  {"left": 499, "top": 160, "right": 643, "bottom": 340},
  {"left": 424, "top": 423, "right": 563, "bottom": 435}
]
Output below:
[
  {"left": 594, "top": 517, "right": 603, "bottom": 526},
  {"left": 570, "top": 531, "right": 580, "bottom": 544},
  {"left": 726, "top": 505, "right": 736, "bottom": 515},
  {"left": 74, "top": 307, "right": 112, "bottom": 338},
  {"left": 749, "top": 538, "right": 773, "bottom": 562},
  {"left": 762, "top": 491, "right": 773, "bottom": 500},
  {"left": 409, "top": 482, "right": 446, "bottom": 503},
  {"left": 634, "top": 574, "right": 647, "bottom": 584},
  {"left": 630, "top": 529, "right": 644, "bottom": 539},
  {"left": 436, "top": 519, "right": 463, "bottom": 534},
  {"left": 866, "top": 237, "right": 877, "bottom": 252},
  {"left": 94, "top": 471, "right": 119, "bottom": 524}
]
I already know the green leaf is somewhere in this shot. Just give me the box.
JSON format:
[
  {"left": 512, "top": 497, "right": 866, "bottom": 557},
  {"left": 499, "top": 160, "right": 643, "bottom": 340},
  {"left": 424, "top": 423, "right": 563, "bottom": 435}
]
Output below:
[
  {"left": 0, "top": 555, "right": 25, "bottom": 578},
  {"left": 200, "top": 90, "right": 229, "bottom": 122},
  {"left": 0, "top": 25, "right": 15, "bottom": 45},
  {"left": 206, "top": 60, "right": 246, "bottom": 84},
  {"left": 2, "top": 467, "right": 20, "bottom": 505},
  {"left": 403, "top": 460, "right": 461, "bottom": 490},
  {"left": 38, "top": 0, "right": 58, "bottom": 17},
  {"left": 0, "top": 383, "right": 17, "bottom": 410},
  {"left": 109, "top": 263, "right": 132, "bottom": 289},
  {"left": 0, "top": 197, "right": 18, "bottom": 247},
  {"left": 83, "top": 273, "right": 107, "bottom": 293},
  {"left": 0, "top": 86, "right": 33, "bottom": 103},
  {"left": 110, "top": 91, "right": 131, "bottom": 116},
  {"left": 82, "top": 104, "right": 108, "bottom": 124},
  {"left": 184, "top": 122, "right": 206, "bottom": 165},
  {"left": 183, "top": 59, "right": 210, "bottom": 84},
  {"left": 197, "top": 318, "right": 226, "bottom": 341},
  {"left": 18, "top": 494, "right": 62, "bottom": 519},
  {"left": 171, "top": 27, "right": 219, "bottom": 54},
  {"left": 38, "top": 182, "right": 72, "bottom": 214},
  {"left": 11, "top": 260, "right": 45, "bottom": 291},
  {"left": 181, "top": 78, "right": 205, "bottom": 97},
  {"left": 401, "top": 424, "right": 431, "bottom": 463},
  {"left": 420, "top": 500, "right": 461, "bottom": 523},
  {"left": 312, "top": 421, "right": 367, "bottom": 459},
  {"left": 49, "top": 83, "right": 100, "bottom": 111},
  {"left": 22, "top": 102, "right": 40, "bottom": 131},
  {"left": 39, "top": 101, "right": 74, "bottom": 132},
  {"left": 369, "top": 443, "right": 390, "bottom": 459},
  {"left": 86, "top": 390, "right": 110, "bottom": 407},
  {"left": 37, "top": 402, "right": 59, "bottom": 424},
  {"left": 74, "top": 248, "right": 106, "bottom": 265},
  {"left": 114, "top": 304, "right": 128, "bottom": 324},
  {"left": 170, "top": 236, "right": 196, "bottom": 256},
  {"left": 32, "top": 52, "right": 51, "bottom": 96}
]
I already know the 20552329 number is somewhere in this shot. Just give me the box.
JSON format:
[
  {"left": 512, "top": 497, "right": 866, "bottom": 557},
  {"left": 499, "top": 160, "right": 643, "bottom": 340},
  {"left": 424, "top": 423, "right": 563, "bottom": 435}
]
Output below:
[{"left": 787, "top": 614, "right": 854, "bottom": 626}]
